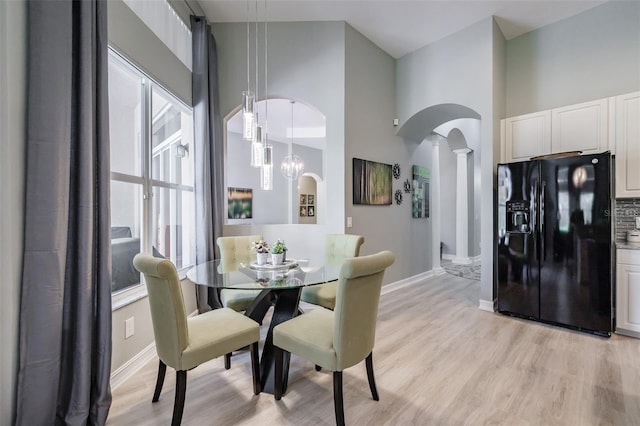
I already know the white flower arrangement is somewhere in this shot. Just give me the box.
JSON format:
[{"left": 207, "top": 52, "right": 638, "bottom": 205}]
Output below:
[{"left": 252, "top": 240, "right": 270, "bottom": 254}]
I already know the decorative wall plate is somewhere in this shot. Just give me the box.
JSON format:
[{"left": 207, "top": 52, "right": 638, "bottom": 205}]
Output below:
[
  {"left": 404, "top": 179, "right": 411, "bottom": 193},
  {"left": 395, "top": 189, "right": 403, "bottom": 205},
  {"left": 392, "top": 163, "right": 401, "bottom": 179}
]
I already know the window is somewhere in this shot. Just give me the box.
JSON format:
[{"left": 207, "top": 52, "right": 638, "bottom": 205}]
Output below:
[{"left": 108, "top": 49, "right": 194, "bottom": 304}]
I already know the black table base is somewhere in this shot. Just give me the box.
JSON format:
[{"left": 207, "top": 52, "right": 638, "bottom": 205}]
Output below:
[{"left": 245, "top": 287, "right": 301, "bottom": 394}]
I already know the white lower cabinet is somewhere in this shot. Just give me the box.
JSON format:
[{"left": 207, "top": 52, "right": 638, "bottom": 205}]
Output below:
[{"left": 616, "top": 249, "right": 640, "bottom": 336}]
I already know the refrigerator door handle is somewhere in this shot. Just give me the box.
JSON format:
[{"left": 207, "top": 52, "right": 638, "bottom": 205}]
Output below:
[{"left": 540, "top": 180, "right": 546, "bottom": 260}]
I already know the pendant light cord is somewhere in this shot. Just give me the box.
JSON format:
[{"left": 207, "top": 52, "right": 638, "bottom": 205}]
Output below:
[
  {"left": 246, "top": 0, "right": 250, "bottom": 92},
  {"left": 264, "top": 0, "right": 268, "bottom": 135}
]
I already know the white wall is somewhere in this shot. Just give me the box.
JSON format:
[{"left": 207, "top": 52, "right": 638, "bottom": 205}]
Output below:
[
  {"left": 214, "top": 21, "right": 346, "bottom": 263},
  {"left": 0, "top": 1, "right": 26, "bottom": 423},
  {"left": 439, "top": 142, "right": 456, "bottom": 256},
  {"left": 506, "top": 1, "right": 640, "bottom": 117}
]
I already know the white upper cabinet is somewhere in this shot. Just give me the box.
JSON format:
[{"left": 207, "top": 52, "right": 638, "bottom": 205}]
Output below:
[
  {"left": 551, "top": 98, "right": 609, "bottom": 155},
  {"left": 502, "top": 97, "right": 613, "bottom": 164},
  {"left": 615, "top": 91, "right": 640, "bottom": 198},
  {"left": 504, "top": 111, "right": 551, "bottom": 162}
]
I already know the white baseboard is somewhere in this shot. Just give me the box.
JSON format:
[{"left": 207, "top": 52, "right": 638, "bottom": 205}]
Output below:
[
  {"left": 471, "top": 255, "right": 481, "bottom": 263},
  {"left": 452, "top": 257, "right": 472, "bottom": 265},
  {"left": 442, "top": 253, "right": 455, "bottom": 261},
  {"left": 478, "top": 299, "right": 495, "bottom": 312},
  {"left": 110, "top": 342, "right": 157, "bottom": 391},
  {"left": 615, "top": 328, "right": 640, "bottom": 339},
  {"left": 381, "top": 270, "right": 434, "bottom": 295},
  {"left": 432, "top": 266, "right": 446, "bottom": 276},
  {"left": 111, "top": 309, "right": 199, "bottom": 391}
]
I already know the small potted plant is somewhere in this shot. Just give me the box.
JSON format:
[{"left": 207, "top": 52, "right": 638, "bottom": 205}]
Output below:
[
  {"left": 252, "top": 240, "right": 270, "bottom": 265},
  {"left": 271, "top": 239, "right": 287, "bottom": 265}
]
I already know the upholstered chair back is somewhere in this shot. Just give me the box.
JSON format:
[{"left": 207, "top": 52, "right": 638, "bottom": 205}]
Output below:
[
  {"left": 133, "top": 254, "right": 188, "bottom": 370},
  {"left": 324, "top": 234, "right": 365, "bottom": 265},
  {"left": 333, "top": 250, "right": 395, "bottom": 371},
  {"left": 217, "top": 235, "right": 263, "bottom": 270}
]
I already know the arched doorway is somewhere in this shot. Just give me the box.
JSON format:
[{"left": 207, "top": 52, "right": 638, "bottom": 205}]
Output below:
[{"left": 397, "top": 104, "right": 481, "bottom": 275}]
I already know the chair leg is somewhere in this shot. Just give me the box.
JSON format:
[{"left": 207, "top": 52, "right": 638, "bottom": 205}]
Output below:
[
  {"left": 172, "top": 370, "right": 187, "bottom": 426},
  {"left": 274, "top": 346, "right": 283, "bottom": 400},
  {"left": 250, "top": 342, "right": 261, "bottom": 395},
  {"left": 366, "top": 352, "right": 379, "bottom": 401},
  {"left": 224, "top": 353, "right": 231, "bottom": 370},
  {"left": 152, "top": 360, "right": 167, "bottom": 402},
  {"left": 333, "top": 371, "right": 345, "bottom": 426}
]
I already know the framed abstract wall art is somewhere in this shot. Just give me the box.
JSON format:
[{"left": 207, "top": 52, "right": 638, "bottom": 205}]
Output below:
[
  {"left": 412, "top": 165, "right": 430, "bottom": 218},
  {"left": 227, "top": 187, "right": 253, "bottom": 219},
  {"left": 352, "top": 158, "right": 392, "bottom": 205}
]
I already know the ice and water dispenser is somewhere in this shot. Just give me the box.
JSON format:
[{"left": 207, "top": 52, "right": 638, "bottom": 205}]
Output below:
[{"left": 506, "top": 201, "right": 530, "bottom": 233}]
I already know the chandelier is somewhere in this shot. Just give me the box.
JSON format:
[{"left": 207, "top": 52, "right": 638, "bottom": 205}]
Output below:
[{"left": 280, "top": 100, "right": 305, "bottom": 180}]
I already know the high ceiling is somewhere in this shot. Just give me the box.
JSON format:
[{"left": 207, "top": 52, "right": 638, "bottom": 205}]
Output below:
[{"left": 197, "top": 0, "right": 607, "bottom": 59}]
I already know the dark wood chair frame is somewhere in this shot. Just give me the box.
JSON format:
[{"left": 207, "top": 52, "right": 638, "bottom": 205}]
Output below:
[
  {"left": 152, "top": 341, "right": 261, "bottom": 426},
  {"left": 273, "top": 348, "right": 379, "bottom": 426}
]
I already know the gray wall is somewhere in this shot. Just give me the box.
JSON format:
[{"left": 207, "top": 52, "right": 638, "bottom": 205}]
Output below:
[
  {"left": 0, "top": 1, "right": 26, "bottom": 423},
  {"left": 492, "top": 17, "right": 507, "bottom": 301},
  {"left": 215, "top": 21, "right": 346, "bottom": 263},
  {"left": 345, "top": 24, "right": 431, "bottom": 282},
  {"left": 396, "top": 18, "right": 501, "bottom": 301},
  {"left": 108, "top": 0, "right": 192, "bottom": 105},
  {"left": 506, "top": 1, "right": 640, "bottom": 117}
]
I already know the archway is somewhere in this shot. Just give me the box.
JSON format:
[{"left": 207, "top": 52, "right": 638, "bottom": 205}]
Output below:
[
  {"left": 397, "top": 104, "right": 481, "bottom": 275},
  {"left": 224, "top": 97, "right": 326, "bottom": 225}
]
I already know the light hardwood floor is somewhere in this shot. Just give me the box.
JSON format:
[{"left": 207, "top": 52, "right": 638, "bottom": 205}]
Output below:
[{"left": 107, "top": 273, "right": 640, "bottom": 425}]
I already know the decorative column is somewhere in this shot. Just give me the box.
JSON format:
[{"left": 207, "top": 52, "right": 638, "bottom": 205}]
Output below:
[
  {"left": 431, "top": 135, "right": 444, "bottom": 275},
  {"left": 453, "top": 148, "right": 472, "bottom": 265}
]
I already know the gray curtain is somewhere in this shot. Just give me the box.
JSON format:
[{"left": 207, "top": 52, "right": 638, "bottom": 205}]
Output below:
[
  {"left": 191, "top": 16, "right": 225, "bottom": 312},
  {"left": 16, "top": 1, "right": 112, "bottom": 424}
]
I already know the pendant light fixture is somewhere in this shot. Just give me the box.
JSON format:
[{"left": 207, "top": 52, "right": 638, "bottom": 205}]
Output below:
[
  {"left": 280, "top": 100, "right": 305, "bottom": 180},
  {"left": 259, "top": 0, "right": 273, "bottom": 190},
  {"left": 242, "top": 0, "right": 255, "bottom": 141},
  {"left": 261, "top": 144, "right": 273, "bottom": 190}
]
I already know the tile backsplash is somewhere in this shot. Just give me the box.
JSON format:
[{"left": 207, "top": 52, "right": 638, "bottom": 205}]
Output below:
[{"left": 615, "top": 198, "right": 640, "bottom": 240}]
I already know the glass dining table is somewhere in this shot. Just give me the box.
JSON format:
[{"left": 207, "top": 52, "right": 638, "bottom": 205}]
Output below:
[{"left": 187, "top": 258, "right": 340, "bottom": 394}]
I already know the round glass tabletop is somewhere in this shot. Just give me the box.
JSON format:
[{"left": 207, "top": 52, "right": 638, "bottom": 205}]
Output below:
[{"left": 186, "top": 258, "right": 341, "bottom": 290}]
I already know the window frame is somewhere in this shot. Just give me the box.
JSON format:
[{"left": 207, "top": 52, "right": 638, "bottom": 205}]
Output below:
[{"left": 109, "top": 48, "right": 195, "bottom": 311}]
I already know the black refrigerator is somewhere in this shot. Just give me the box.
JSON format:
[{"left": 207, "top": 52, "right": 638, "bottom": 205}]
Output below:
[{"left": 496, "top": 152, "right": 613, "bottom": 336}]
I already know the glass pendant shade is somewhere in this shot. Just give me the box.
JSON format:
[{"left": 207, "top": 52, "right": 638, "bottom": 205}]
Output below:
[
  {"left": 242, "top": 91, "right": 255, "bottom": 141},
  {"left": 250, "top": 125, "right": 264, "bottom": 167},
  {"left": 261, "top": 144, "right": 273, "bottom": 190},
  {"left": 280, "top": 154, "right": 304, "bottom": 180}
]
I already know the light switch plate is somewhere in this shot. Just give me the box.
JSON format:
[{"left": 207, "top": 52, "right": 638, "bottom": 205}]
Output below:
[
  {"left": 125, "top": 317, "right": 134, "bottom": 339},
  {"left": 347, "top": 217, "right": 353, "bottom": 228}
]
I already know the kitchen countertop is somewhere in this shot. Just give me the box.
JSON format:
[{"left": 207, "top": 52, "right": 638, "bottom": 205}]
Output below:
[{"left": 616, "top": 240, "right": 640, "bottom": 250}]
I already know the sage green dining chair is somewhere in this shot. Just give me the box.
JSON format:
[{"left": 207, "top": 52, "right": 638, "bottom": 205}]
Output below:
[
  {"left": 133, "top": 254, "right": 261, "bottom": 426},
  {"left": 217, "top": 235, "right": 264, "bottom": 312},
  {"left": 300, "top": 234, "right": 365, "bottom": 310},
  {"left": 273, "top": 250, "right": 395, "bottom": 426}
]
